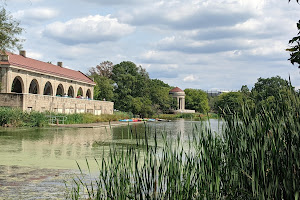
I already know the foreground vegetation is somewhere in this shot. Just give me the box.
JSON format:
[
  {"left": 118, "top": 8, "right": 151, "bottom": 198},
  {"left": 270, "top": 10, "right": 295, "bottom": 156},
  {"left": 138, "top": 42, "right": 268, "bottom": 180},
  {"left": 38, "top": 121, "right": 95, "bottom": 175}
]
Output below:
[
  {"left": 0, "top": 108, "right": 131, "bottom": 127},
  {"left": 67, "top": 85, "right": 300, "bottom": 199}
]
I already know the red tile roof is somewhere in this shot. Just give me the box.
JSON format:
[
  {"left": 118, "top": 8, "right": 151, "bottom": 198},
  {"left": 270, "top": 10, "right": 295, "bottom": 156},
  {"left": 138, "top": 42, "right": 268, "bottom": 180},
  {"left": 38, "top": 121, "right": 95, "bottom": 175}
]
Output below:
[
  {"left": 2, "top": 52, "right": 95, "bottom": 85},
  {"left": 170, "top": 87, "right": 184, "bottom": 93}
]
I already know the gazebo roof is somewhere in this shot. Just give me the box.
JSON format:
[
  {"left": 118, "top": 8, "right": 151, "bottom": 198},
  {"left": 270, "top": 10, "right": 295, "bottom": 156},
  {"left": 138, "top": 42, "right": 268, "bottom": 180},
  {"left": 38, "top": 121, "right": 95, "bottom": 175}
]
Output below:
[{"left": 169, "top": 87, "right": 184, "bottom": 93}]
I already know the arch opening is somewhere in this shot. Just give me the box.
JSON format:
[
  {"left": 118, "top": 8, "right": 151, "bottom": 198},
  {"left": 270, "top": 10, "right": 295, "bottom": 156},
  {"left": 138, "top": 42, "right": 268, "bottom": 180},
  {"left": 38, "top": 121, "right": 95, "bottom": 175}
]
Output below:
[
  {"left": 68, "top": 86, "right": 74, "bottom": 98},
  {"left": 86, "top": 89, "right": 91, "bottom": 99},
  {"left": 11, "top": 76, "right": 23, "bottom": 93},
  {"left": 56, "top": 84, "right": 64, "bottom": 97},
  {"left": 43, "top": 81, "right": 53, "bottom": 96},
  {"left": 77, "top": 87, "right": 83, "bottom": 97},
  {"left": 29, "top": 79, "right": 39, "bottom": 94}
]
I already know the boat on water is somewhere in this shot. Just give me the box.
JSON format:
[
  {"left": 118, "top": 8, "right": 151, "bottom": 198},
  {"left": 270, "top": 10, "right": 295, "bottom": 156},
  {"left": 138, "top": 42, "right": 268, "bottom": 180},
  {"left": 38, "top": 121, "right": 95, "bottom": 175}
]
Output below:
[
  {"left": 119, "top": 118, "right": 171, "bottom": 122},
  {"left": 119, "top": 118, "right": 156, "bottom": 122}
]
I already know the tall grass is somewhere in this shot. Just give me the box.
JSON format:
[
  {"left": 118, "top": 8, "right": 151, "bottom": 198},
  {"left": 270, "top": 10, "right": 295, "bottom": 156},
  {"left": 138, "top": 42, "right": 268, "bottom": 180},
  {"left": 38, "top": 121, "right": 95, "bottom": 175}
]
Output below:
[
  {"left": 0, "top": 107, "right": 47, "bottom": 127},
  {"left": 66, "top": 89, "right": 300, "bottom": 199},
  {"left": 63, "top": 111, "right": 132, "bottom": 124}
]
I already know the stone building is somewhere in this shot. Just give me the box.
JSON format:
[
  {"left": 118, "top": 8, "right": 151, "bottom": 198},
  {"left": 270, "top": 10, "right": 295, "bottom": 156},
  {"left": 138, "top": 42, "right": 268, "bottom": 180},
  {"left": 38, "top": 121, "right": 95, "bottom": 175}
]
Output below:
[
  {"left": 0, "top": 51, "right": 113, "bottom": 115},
  {"left": 169, "top": 87, "right": 195, "bottom": 114}
]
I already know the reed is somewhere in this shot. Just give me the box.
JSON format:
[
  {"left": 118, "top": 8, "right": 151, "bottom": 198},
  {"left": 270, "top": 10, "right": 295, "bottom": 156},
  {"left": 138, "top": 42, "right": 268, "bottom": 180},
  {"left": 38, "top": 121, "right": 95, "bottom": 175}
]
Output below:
[{"left": 66, "top": 89, "right": 300, "bottom": 199}]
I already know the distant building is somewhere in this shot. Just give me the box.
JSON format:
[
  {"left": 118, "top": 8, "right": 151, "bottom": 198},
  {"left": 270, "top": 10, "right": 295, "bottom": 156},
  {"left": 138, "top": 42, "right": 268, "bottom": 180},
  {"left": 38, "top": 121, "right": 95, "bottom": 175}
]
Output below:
[
  {"left": 0, "top": 50, "right": 113, "bottom": 115},
  {"left": 169, "top": 87, "right": 195, "bottom": 114}
]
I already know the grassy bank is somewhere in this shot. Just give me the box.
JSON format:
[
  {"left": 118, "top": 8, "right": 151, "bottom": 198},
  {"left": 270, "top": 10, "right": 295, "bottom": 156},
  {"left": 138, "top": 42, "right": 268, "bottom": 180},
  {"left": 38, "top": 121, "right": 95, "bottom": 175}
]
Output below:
[
  {"left": 67, "top": 89, "right": 300, "bottom": 199},
  {"left": 0, "top": 107, "right": 132, "bottom": 127},
  {"left": 61, "top": 111, "right": 132, "bottom": 124}
]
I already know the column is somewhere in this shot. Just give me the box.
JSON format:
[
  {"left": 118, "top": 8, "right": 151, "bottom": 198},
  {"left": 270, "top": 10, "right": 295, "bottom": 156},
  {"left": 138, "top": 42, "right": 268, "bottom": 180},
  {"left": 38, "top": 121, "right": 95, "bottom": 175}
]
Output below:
[{"left": 182, "top": 97, "right": 185, "bottom": 110}]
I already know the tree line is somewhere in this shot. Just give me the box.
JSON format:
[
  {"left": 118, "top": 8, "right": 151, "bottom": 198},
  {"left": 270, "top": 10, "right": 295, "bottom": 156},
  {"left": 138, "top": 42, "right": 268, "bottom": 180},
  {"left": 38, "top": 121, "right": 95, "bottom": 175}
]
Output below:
[
  {"left": 88, "top": 61, "right": 210, "bottom": 117},
  {"left": 213, "top": 76, "right": 296, "bottom": 116}
]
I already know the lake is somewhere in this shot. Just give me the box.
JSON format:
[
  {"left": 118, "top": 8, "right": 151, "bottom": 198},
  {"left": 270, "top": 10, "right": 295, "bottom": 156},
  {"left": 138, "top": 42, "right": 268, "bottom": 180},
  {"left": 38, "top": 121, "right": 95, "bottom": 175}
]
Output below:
[{"left": 0, "top": 119, "right": 222, "bottom": 199}]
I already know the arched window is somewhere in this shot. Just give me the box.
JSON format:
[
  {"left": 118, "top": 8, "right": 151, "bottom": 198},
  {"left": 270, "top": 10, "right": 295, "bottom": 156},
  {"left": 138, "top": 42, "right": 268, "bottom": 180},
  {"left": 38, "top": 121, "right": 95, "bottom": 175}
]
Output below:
[
  {"left": 28, "top": 79, "right": 39, "bottom": 94},
  {"left": 11, "top": 76, "right": 24, "bottom": 93},
  {"left": 43, "top": 81, "right": 53, "bottom": 96},
  {"left": 56, "top": 84, "right": 64, "bottom": 97},
  {"left": 68, "top": 86, "right": 74, "bottom": 98},
  {"left": 86, "top": 89, "right": 91, "bottom": 99},
  {"left": 77, "top": 87, "right": 83, "bottom": 97}
]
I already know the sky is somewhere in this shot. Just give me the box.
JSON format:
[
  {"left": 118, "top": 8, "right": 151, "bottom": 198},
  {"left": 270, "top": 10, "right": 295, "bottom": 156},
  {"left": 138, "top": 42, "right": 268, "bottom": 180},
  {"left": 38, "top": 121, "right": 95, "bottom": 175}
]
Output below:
[{"left": 3, "top": 0, "right": 300, "bottom": 91}]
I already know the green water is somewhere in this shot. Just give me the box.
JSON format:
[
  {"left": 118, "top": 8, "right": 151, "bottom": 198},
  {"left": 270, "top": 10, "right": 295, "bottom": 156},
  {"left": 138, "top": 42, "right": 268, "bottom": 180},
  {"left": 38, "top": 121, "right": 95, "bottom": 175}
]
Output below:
[
  {"left": 0, "top": 119, "right": 221, "bottom": 199},
  {"left": 0, "top": 119, "right": 221, "bottom": 170}
]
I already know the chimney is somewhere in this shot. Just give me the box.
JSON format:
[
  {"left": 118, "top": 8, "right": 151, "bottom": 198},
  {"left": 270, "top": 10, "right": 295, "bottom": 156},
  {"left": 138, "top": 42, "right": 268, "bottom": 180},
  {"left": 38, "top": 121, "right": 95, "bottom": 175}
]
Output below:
[
  {"left": 0, "top": 54, "right": 9, "bottom": 61},
  {"left": 57, "top": 62, "right": 63, "bottom": 67},
  {"left": 19, "top": 50, "right": 26, "bottom": 57}
]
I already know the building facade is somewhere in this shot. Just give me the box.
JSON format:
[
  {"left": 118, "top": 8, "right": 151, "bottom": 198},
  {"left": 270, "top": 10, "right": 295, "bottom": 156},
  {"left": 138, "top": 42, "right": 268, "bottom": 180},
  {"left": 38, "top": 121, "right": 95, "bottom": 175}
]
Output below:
[{"left": 0, "top": 51, "right": 113, "bottom": 115}]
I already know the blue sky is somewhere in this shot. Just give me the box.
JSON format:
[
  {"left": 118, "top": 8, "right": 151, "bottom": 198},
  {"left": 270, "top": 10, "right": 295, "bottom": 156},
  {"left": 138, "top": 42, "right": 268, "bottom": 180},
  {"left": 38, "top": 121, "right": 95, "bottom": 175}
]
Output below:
[{"left": 4, "top": 0, "right": 300, "bottom": 91}]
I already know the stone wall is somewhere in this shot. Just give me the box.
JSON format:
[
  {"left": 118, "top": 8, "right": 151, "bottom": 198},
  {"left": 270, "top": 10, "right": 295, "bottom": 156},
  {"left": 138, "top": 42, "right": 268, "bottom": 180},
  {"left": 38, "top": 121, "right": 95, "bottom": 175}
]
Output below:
[
  {"left": 0, "top": 93, "right": 23, "bottom": 108},
  {"left": 0, "top": 93, "right": 114, "bottom": 115}
]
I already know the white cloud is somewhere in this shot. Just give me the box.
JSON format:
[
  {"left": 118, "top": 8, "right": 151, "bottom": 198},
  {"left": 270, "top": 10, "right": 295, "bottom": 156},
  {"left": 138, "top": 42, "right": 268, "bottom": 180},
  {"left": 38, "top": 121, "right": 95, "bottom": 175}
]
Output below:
[
  {"left": 43, "top": 15, "right": 135, "bottom": 45},
  {"left": 26, "top": 51, "right": 43, "bottom": 60},
  {"left": 13, "top": 8, "right": 58, "bottom": 23},
  {"left": 183, "top": 75, "right": 196, "bottom": 82},
  {"left": 117, "top": 0, "right": 255, "bottom": 30}
]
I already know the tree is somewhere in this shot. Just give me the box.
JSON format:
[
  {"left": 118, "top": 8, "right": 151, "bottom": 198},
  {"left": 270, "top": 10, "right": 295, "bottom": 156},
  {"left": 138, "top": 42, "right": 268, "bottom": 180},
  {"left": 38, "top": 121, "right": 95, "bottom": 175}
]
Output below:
[
  {"left": 184, "top": 89, "right": 209, "bottom": 113},
  {"left": 215, "top": 92, "right": 244, "bottom": 114},
  {"left": 252, "top": 76, "right": 291, "bottom": 102},
  {"left": 240, "top": 85, "right": 250, "bottom": 94},
  {"left": 286, "top": 20, "right": 300, "bottom": 68},
  {"left": 149, "top": 79, "right": 173, "bottom": 114},
  {"left": 88, "top": 61, "right": 114, "bottom": 78},
  {"left": 287, "top": 0, "right": 300, "bottom": 67},
  {"left": 93, "top": 76, "right": 114, "bottom": 101},
  {"left": 112, "top": 61, "right": 150, "bottom": 113},
  {"left": 0, "top": 7, "right": 23, "bottom": 52},
  {"left": 251, "top": 76, "right": 293, "bottom": 110}
]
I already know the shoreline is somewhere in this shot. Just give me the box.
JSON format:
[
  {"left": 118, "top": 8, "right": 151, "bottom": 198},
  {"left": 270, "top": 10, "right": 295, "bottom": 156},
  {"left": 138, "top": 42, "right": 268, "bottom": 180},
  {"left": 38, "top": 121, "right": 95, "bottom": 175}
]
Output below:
[{"left": 50, "top": 120, "right": 146, "bottom": 128}]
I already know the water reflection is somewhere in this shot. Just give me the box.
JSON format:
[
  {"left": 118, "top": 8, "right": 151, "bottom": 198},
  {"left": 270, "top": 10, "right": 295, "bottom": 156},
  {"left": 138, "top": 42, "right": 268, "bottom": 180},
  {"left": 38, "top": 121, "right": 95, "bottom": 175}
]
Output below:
[{"left": 0, "top": 119, "right": 222, "bottom": 170}]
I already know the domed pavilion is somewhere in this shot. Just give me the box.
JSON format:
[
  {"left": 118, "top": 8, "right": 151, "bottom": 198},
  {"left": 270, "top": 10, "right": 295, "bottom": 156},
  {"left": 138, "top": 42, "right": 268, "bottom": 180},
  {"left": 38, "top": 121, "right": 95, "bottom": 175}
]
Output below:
[{"left": 169, "top": 87, "right": 195, "bottom": 113}]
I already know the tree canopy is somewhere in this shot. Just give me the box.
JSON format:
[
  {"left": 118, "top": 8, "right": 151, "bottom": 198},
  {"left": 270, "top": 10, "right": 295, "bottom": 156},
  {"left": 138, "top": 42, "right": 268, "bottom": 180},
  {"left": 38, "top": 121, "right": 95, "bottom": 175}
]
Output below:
[
  {"left": 0, "top": 7, "right": 23, "bottom": 52},
  {"left": 287, "top": 0, "right": 300, "bottom": 67},
  {"left": 286, "top": 20, "right": 300, "bottom": 68},
  {"left": 184, "top": 89, "right": 209, "bottom": 113}
]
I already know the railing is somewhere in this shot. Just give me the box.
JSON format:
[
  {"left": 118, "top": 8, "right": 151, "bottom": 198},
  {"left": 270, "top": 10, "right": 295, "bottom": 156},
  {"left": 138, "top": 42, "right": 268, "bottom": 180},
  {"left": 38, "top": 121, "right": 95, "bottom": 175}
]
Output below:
[{"left": 46, "top": 115, "right": 67, "bottom": 124}]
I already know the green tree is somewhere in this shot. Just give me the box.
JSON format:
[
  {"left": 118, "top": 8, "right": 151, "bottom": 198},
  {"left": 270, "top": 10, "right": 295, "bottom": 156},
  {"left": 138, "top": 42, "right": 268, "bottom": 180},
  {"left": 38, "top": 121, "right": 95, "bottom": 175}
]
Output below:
[
  {"left": 131, "top": 97, "right": 153, "bottom": 117},
  {"left": 287, "top": 0, "right": 300, "bottom": 67},
  {"left": 251, "top": 76, "right": 293, "bottom": 110},
  {"left": 215, "top": 92, "right": 244, "bottom": 114},
  {"left": 184, "top": 89, "right": 209, "bottom": 113},
  {"left": 149, "top": 79, "right": 173, "bottom": 114},
  {"left": 286, "top": 20, "right": 300, "bottom": 68},
  {"left": 88, "top": 61, "right": 114, "bottom": 101},
  {"left": 93, "top": 76, "right": 114, "bottom": 101},
  {"left": 252, "top": 76, "right": 291, "bottom": 102},
  {"left": 0, "top": 7, "right": 23, "bottom": 52},
  {"left": 112, "top": 61, "right": 150, "bottom": 113}
]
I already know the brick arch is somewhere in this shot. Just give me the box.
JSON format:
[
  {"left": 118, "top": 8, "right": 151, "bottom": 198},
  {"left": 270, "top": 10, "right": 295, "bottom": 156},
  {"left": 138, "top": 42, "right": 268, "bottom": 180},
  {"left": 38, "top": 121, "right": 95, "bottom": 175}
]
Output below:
[
  {"left": 29, "top": 79, "right": 40, "bottom": 94},
  {"left": 86, "top": 89, "right": 91, "bottom": 99},
  {"left": 67, "top": 85, "right": 74, "bottom": 98},
  {"left": 11, "top": 76, "right": 24, "bottom": 93},
  {"left": 77, "top": 87, "right": 83, "bottom": 97},
  {"left": 43, "top": 81, "right": 53, "bottom": 96},
  {"left": 56, "top": 83, "right": 64, "bottom": 96}
]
